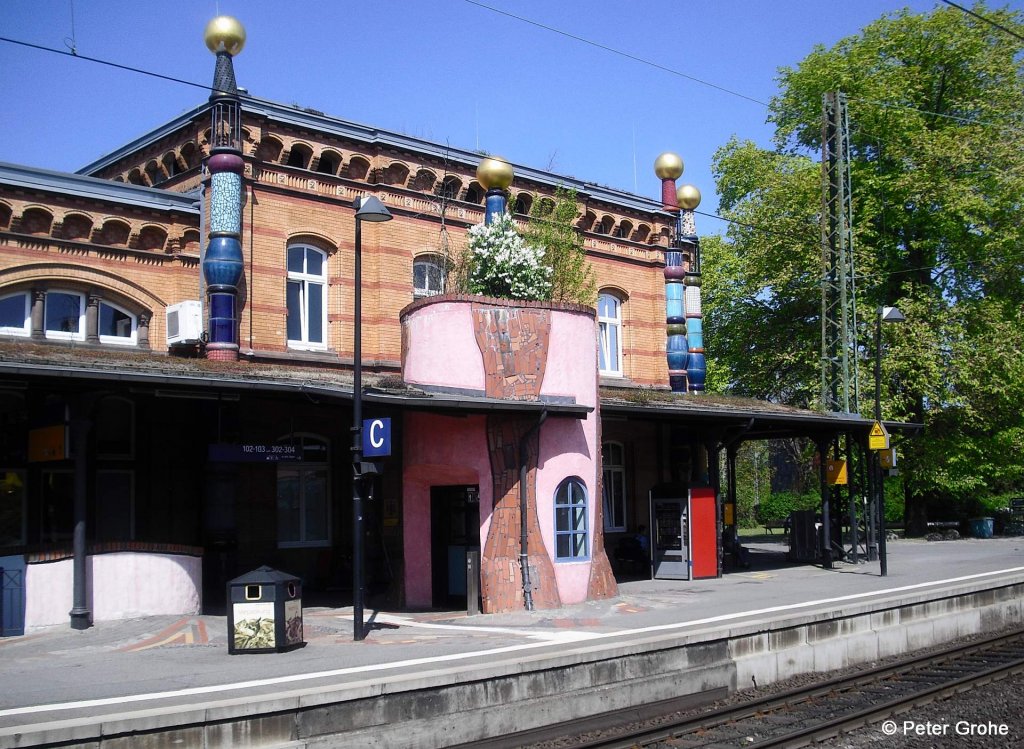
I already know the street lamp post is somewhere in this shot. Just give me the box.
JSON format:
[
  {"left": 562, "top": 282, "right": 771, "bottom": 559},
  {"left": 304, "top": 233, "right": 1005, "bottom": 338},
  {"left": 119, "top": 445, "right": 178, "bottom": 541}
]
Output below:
[
  {"left": 351, "top": 195, "right": 392, "bottom": 641},
  {"left": 874, "top": 305, "right": 904, "bottom": 577}
]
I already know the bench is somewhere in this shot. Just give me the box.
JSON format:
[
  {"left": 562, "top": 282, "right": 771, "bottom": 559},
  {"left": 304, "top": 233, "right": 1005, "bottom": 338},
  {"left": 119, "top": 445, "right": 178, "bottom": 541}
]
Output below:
[{"left": 763, "top": 521, "right": 787, "bottom": 535}]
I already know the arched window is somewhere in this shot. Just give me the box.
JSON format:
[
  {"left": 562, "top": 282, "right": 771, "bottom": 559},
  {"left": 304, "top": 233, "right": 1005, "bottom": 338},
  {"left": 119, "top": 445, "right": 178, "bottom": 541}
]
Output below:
[
  {"left": 98, "top": 299, "right": 137, "bottom": 345},
  {"left": 411, "top": 169, "right": 437, "bottom": 193},
  {"left": 286, "top": 244, "right": 328, "bottom": 349},
  {"left": 21, "top": 207, "right": 53, "bottom": 235},
  {"left": 382, "top": 162, "right": 410, "bottom": 186},
  {"left": 61, "top": 213, "right": 93, "bottom": 241},
  {"left": 286, "top": 143, "right": 313, "bottom": 169},
  {"left": 598, "top": 292, "right": 623, "bottom": 376},
  {"left": 464, "top": 182, "right": 485, "bottom": 204},
  {"left": 254, "top": 136, "right": 283, "bottom": 163},
  {"left": 162, "top": 152, "right": 180, "bottom": 178},
  {"left": 615, "top": 220, "right": 634, "bottom": 240},
  {"left": 0, "top": 290, "right": 30, "bottom": 337},
  {"left": 346, "top": 156, "right": 370, "bottom": 181},
  {"left": 137, "top": 226, "right": 167, "bottom": 252},
  {"left": 513, "top": 193, "right": 533, "bottom": 215},
  {"left": 554, "top": 476, "right": 589, "bottom": 561},
  {"left": 277, "top": 434, "right": 330, "bottom": 547},
  {"left": 439, "top": 176, "right": 462, "bottom": 200},
  {"left": 413, "top": 254, "right": 445, "bottom": 298},
  {"left": 44, "top": 289, "right": 85, "bottom": 341},
  {"left": 602, "top": 442, "right": 626, "bottom": 532},
  {"left": 316, "top": 150, "right": 341, "bottom": 175}
]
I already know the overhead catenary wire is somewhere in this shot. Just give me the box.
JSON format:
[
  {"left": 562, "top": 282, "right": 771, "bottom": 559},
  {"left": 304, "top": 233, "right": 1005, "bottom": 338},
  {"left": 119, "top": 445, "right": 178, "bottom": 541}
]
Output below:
[{"left": 940, "top": 0, "right": 1024, "bottom": 42}]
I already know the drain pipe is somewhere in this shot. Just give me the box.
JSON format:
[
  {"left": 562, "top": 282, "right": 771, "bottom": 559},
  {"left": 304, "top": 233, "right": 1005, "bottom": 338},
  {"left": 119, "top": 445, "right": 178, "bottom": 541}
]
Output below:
[{"left": 519, "top": 409, "right": 548, "bottom": 611}]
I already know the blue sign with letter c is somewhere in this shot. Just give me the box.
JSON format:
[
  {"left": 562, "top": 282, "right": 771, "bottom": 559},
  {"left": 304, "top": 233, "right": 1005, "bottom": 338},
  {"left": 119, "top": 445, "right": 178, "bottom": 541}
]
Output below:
[{"left": 362, "top": 418, "right": 391, "bottom": 457}]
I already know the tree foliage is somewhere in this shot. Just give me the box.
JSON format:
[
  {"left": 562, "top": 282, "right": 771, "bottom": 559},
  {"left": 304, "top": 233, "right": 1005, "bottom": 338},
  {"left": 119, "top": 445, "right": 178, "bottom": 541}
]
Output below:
[
  {"left": 522, "top": 186, "right": 597, "bottom": 306},
  {"left": 704, "top": 4, "right": 1024, "bottom": 530}
]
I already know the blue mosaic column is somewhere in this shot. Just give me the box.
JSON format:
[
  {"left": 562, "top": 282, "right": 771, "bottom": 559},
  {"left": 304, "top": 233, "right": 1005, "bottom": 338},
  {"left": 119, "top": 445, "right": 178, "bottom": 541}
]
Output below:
[
  {"left": 677, "top": 185, "right": 705, "bottom": 393},
  {"left": 654, "top": 153, "right": 688, "bottom": 392},
  {"left": 202, "top": 16, "right": 246, "bottom": 361}
]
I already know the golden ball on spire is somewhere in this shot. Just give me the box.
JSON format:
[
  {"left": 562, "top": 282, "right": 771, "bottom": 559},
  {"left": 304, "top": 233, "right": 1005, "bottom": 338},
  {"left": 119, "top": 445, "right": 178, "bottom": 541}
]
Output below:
[
  {"left": 476, "top": 156, "right": 514, "bottom": 190},
  {"left": 677, "top": 184, "right": 701, "bottom": 210},
  {"left": 654, "top": 152, "right": 684, "bottom": 180},
  {"left": 204, "top": 16, "right": 246, "bottom": 56}
]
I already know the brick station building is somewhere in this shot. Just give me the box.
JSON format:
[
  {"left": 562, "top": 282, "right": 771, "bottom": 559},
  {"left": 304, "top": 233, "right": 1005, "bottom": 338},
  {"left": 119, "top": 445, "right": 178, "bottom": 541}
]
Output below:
[{"left": 0, "top": 17, "right": 868, "bottom": 633}]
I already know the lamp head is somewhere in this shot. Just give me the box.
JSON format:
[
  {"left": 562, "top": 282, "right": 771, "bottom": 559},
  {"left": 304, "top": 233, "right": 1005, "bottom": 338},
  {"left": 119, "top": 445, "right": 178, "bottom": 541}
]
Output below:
[
  {"left": 879, "top": 306, "right": 906, "bottom": 323},
  {"left": 353, "top": 195, "right": 393, "bottom": 222}
]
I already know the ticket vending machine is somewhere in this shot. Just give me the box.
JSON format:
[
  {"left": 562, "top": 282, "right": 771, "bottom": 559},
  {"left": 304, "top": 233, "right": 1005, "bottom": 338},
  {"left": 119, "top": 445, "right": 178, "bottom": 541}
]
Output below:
[
  {"left": 650, "top": 484, "right": 719, "bottom": 580},
  {"left": 650, "top": 484, "right": 689, "bottom": 580}
]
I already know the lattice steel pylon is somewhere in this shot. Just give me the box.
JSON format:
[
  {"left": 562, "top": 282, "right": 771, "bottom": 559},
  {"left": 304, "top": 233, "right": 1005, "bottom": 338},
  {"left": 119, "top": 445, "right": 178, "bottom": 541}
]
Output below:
[{"left": 820, "top": 91, "right": 860, "bottom": 414}]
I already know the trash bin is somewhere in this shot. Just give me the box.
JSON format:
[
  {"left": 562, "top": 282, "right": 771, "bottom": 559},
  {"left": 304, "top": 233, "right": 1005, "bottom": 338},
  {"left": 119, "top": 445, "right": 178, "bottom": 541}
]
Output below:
[
  {"left": 227, "top": 566, "right": 303, "bottom": 654},
  {"left": 969, "top": 517, "right": 994, "bottom": 539}
]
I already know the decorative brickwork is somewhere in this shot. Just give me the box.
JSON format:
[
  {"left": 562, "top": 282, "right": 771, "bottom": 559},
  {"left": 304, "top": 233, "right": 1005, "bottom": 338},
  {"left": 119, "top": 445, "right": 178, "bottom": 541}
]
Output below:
[
  {"left": 481, "top": 415, "right": 561, "bottom": 613},
  {"left": 472, "top": 302, "right": 551, "bottom": 400}
]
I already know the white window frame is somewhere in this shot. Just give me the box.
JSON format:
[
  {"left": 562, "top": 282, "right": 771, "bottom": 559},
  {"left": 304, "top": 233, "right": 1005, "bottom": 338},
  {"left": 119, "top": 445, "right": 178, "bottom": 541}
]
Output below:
[
  {"left": 598, "top": 292, "right": 623, "bottom": 376},
  {"left": 98, "top": 300, "right": 138, "bottom": 346},
  {"left": 0, "top": 291, "right": 30, "bottom": 337},
  {"left": 413, "top": 254, "right": 445, "bottom": 298},
  {"left": 286, "top": 245, "right": 328, "bottom": 351},
  {"left": 602, "top": 441, "right": 627, "bottom": 532},
  {"left": 554, "top": 476, "right": 590, "bottom": 562},
  {"left": 276, "top": 434, "right": 331, "bottom": 548},
  {"left": 44, "top": 290, "right": 86, "bottom": 342}
]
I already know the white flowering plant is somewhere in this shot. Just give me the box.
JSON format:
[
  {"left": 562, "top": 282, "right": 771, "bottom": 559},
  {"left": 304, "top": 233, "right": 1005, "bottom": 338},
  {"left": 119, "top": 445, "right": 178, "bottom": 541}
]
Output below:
[{"left": 466, "top": 213, "right": 552, "bottom": 301}]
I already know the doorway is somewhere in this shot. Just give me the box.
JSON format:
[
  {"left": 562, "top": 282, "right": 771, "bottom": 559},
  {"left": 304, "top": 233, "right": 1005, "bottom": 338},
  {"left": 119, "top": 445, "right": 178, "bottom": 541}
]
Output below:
[
  {"left": 652, "top": 498, "right": 690, "bottom": 580},
  {"left": 430, "top": 485, "right": 480, "bottom": 608}
]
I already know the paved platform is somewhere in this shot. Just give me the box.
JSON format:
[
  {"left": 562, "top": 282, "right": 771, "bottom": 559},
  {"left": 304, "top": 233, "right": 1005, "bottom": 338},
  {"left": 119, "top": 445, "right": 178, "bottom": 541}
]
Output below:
[{"left": 1, "top": 536, "right": 1022, "bottom": 743}]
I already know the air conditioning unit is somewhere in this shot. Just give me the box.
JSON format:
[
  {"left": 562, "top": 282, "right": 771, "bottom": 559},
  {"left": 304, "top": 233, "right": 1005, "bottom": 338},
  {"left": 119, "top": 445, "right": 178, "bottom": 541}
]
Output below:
[{"left": 166, "top": 300, "right": 202, "bottom": 346}]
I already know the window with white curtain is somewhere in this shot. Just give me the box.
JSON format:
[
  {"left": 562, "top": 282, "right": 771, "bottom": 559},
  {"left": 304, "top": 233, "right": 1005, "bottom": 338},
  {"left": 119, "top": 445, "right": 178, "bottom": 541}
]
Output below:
[
  {"left": 598, "top": 292, "right": 622, "bottom": 376},
  {"left": 286, "top": 245, "right": 328, "bottom": 349}
]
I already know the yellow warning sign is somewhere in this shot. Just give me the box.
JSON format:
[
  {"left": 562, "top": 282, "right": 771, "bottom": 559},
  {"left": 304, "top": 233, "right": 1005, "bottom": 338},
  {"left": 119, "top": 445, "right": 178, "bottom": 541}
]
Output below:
[
  {"left": 826, "top": 459, "right": 848, "bottom": 485},
  {"left": 879, "top": 447, "right": 897, "bottom": 469},
  {"left": 868, "top": 421, "right": 890, "bottom": 450}
]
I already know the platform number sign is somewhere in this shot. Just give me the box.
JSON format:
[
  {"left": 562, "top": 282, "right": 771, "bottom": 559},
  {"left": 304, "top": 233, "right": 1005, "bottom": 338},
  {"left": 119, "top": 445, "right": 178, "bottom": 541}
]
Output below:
[{"left": 362, "top": 418, "right": 392, "bottom": 458}]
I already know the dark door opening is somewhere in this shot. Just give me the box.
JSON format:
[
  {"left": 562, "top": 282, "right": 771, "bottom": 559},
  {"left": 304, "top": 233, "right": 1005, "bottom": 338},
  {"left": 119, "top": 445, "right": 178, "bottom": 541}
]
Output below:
[{"left": 430, "top": 485, "right": 480, "bottom": 609}]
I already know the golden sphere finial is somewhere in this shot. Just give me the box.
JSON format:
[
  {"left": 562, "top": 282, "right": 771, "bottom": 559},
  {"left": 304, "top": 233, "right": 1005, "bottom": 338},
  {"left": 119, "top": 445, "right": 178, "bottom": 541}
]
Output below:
[
  {"left": 476, "top": 156, "right": 514, "bottom": 190},
  {"left": 677, "top": 184, "right": 701, "bottom": 210},
  {"left": 654, "top": 152, "right": 684, "bottom": 180},
  {"left": 204, "top": 16, "right": 246, "bottom": 56}
]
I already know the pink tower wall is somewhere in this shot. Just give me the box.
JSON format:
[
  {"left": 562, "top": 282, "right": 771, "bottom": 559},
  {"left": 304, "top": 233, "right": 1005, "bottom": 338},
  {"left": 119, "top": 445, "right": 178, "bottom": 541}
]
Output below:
[{"left": 400, "top": 294, "right": 613, "bottom": 609}]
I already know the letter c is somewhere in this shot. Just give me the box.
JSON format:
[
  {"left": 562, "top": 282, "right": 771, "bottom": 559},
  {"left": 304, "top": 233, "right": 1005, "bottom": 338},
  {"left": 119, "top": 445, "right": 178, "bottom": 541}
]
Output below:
[{"left": 370, "top": 419, "right": 384, "bottom": 448}]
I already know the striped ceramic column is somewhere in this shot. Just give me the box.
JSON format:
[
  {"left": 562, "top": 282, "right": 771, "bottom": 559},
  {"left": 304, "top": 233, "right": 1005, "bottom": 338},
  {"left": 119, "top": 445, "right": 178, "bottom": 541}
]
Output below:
[
  {"left": 202, "top": 16, "right": 246, "bottom": 362},
  {"left": 654, "top": 153, "right": 688, "bottom": 393},
  {"left": 677, "top": 185, "right": 705, "bottom": 393}
]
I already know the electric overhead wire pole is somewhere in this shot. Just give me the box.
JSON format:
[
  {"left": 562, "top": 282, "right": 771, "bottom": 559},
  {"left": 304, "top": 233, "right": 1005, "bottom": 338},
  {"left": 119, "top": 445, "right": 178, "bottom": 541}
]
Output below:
[{"left": 819, "top": 91, "right": 867, "bottom": 568}]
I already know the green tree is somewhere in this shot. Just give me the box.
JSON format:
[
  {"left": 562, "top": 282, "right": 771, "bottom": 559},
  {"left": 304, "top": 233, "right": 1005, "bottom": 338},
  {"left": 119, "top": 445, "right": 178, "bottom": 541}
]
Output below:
[
  {"left": 705, "top": 4, "right": 1024, "bottom": 533},
  {"left": 522, "top": 186, "right": 597, "bottom": 306}
]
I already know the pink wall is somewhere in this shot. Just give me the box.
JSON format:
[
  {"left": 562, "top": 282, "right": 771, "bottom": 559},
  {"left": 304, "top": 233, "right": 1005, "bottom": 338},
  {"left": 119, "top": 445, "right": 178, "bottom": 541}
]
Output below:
[
  {"left": 401, "top": 295, "right": 602, "bottom": 609},
  {"left": 24, "top": 552, "right": 202, "bottom": 630},
  {"left": 402, "top": 412, "right": 492, "bottom": 608},
  {"left": 402, "top": 301, "right": 485, "bottom": 392},
  {"left": 537, "top": 308, "right": 599, "bottom": 604}
]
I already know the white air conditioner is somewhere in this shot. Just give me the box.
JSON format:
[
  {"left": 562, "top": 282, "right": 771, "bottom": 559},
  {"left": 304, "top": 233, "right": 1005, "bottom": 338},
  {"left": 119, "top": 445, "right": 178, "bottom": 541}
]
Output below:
[{"left": 166, "top": 300, "right": 202, "bottom": 346}]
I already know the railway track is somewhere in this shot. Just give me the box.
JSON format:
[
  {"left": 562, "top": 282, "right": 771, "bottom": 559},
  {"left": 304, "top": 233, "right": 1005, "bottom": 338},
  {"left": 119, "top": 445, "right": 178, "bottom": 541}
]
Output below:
[{"left": 473, "top": 628, "right": 1024, "bottom": 749}]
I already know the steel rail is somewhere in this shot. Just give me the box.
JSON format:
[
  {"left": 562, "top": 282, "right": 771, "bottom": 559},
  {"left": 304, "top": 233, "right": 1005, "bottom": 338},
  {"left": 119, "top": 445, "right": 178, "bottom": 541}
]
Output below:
[{"left": 493, "top": 627, "right": 1024, "bottom": 749}]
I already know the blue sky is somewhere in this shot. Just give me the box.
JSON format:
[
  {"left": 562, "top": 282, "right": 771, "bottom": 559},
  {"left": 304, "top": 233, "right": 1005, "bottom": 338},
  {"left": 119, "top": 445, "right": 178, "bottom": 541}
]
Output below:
[{"left": 1, "top": 1, "right": 1015, "bottom": 234}]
